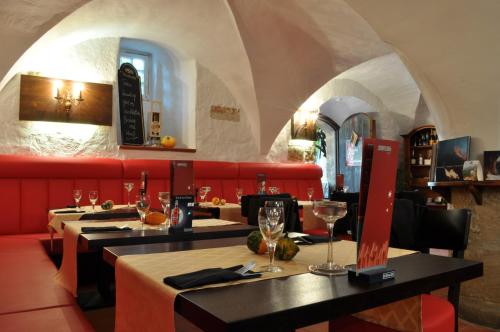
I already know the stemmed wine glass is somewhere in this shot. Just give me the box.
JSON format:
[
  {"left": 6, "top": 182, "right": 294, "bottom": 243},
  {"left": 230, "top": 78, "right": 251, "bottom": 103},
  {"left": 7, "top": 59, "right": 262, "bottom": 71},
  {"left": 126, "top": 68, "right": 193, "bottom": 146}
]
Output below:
[
  {"left": 88, "top": 191, "right": 98, "bottom": 212},
  {"left": 235, "top": 188, "right": 243, "bottom": 205},
  {"left": 158, "top": 192, "right": 170, "bottom": 230},
  {"left": 309, "top": 201, "right": 347, "bottom": 275},
  {"left": 307, "top": 187, "right": 314, "bottom": 201},
  {"left": 199, "top": 186, "right": 211, "bottom": 202},
  {"left": 268, "top": 187, "right": 279, "bottom": 195},
  {"left": 136, "top": 194, "right": 151, "bottom": 230},
  {"left": 259, "top": 201, "right": 285, "bottom": 273},
  {"left": 73, "top": 189, "right": 82, "bottom": 211},
  {"left": 124, "top": 182, "right": 134, "bottom": 207}
]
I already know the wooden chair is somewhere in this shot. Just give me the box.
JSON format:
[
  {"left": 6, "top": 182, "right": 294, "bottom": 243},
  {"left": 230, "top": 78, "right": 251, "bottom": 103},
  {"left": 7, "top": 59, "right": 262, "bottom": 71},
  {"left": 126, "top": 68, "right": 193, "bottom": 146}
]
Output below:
[{"left": 331, "top": 208, "right": 472, "bottom": 332}]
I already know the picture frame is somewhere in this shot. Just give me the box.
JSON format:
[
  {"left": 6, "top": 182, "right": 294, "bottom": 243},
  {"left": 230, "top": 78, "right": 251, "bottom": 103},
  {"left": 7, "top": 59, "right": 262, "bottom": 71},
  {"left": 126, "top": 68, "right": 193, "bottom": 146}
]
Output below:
[
  {"left": 434, "top": 136, "right": 471, "bottom": 181},
  {"left": 291, "top": 113, "right": 317, "bottom": 141},
  {"left": 483, "top": 151, "right": 500, "bottom": 180}
]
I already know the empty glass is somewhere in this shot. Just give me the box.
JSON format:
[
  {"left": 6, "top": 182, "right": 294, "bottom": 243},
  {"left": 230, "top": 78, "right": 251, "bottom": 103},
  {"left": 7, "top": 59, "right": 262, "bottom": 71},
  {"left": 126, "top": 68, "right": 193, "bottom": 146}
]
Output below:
[
  {"left": 307, "top": 187, "right": 314, "bottom": 201},
  {"left": 268, "top": 187, "right": 280, "bottom": 195},
  {"left": 124, "top": 182, "right": 134, "bottom": 207},
  {"left": 236, "top": 188, "right": 243, "bottom": 205},
  {"left": 136, "top": 194, "right": 151, "bottom": 230},
  {"left": 259, "top": 201, "right": 285, "bottom": 273},
  {"left": 88, "top": 191, "right": 98, "bottom": 211},
  {"left": 309, "top": 201, "right": 347, "bottom": 275},
  {"left": 158, "top": 192, "right": 171, "bottom": 229},
  {"left": 73, "top": 189, "right": 82, "bottom": 210}
]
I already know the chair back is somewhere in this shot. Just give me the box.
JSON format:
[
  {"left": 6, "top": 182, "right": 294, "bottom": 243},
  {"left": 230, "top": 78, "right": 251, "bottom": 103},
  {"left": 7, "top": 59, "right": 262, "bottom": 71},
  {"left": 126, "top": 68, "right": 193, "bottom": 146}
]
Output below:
[
  {"left": 420, "top": 208, "right": 472, "bottom": 258},
  {"left": 245, "top": 195, "right": 301, "bottom": 232},
  {"left": 389, "top": 198, "right": 421, "bottom": 250},
  {"left": 240, "top": 194, "right": 291, "bottom": 217},
  {"left": 331, "top": 192, "right": 359, "bottom": 236}
]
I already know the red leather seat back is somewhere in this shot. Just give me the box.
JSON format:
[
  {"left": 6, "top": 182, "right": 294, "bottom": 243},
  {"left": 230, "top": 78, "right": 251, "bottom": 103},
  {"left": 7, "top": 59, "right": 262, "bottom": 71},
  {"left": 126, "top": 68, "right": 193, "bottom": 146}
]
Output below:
[
  {"left": 194, "top": 161, "right": 239, "bottom": 203},
  {"left": 238, "top": 162, "right": 323, "bottom": 200},
  {"left": 0, "top": 155, "right": 123, "bottom": 235},
  {"left": 122, "top": 159, "right": 171, "bottom": 210}
]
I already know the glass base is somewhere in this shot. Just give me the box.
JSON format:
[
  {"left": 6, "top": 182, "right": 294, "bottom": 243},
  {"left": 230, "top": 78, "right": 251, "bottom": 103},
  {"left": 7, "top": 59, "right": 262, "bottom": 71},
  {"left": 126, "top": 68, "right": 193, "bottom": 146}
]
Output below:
[
  {"left": 261, "top": 264, "right": 282, "bottom": 273},
  {"left": 308, "top": 263, "right": 347, "bottom": 276}
]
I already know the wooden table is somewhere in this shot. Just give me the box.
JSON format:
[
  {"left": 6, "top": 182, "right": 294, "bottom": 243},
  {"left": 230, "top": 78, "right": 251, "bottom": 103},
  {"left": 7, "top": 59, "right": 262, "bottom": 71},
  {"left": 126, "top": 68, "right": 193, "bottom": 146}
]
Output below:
[
  {"left": 174, "top": 254, "right": 482, "bottom": 331},
  {"left": 80, "top": 224, "right": 256, "bottom": 251},
  {"left": 104, "top": 238, "right": 483, "bottom": 332}
]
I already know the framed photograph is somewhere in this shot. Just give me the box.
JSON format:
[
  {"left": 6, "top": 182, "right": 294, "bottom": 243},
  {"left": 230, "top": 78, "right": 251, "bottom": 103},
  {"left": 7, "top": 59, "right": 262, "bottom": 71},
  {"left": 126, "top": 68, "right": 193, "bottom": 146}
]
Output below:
[
  {"left": 291, "top": 113, "right": 317, "bottom": 141},
  {"left": 435, "top": 136, "right": 471, "bottom": 181},
  {"left": 484, "top": 151, "right": 500, "bottom": 180}
]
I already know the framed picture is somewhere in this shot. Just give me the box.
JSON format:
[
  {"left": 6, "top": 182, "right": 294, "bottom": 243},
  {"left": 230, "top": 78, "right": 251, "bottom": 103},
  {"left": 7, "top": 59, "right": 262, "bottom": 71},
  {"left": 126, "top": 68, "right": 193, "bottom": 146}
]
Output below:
[
  {"left": 291, "top": 113, "right": 317, "bottom": 141},
  {"left": 435, "top": 136, "right": 471, "bottom": 181},
  {"left": 345, "top": 139, "right": 362, "bottom": 167},
  {"left": 484, "top": 151, "right": 500, "bottom": 180}
]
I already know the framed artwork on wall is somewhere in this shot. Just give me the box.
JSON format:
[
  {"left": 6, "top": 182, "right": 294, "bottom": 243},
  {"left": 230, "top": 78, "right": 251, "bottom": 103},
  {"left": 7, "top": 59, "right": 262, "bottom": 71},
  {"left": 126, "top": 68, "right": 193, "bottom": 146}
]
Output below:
[
  {"left": 483, "top": 151, "right": 500, "bottom": 180},
  {"left": 434, "top": 136, "right": 471, "bottom": 181}
]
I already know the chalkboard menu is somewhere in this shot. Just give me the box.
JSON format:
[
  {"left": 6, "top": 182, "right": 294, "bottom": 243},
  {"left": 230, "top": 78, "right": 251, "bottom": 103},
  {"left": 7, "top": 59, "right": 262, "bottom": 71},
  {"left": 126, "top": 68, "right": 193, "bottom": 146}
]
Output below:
[{"left": 118, "top": 63, "right": 144, "bottom": 145}]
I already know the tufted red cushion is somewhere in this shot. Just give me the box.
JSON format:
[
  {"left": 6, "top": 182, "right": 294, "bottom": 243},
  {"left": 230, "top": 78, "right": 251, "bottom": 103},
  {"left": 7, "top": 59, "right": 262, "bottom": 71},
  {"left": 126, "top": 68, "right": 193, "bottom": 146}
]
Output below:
[
  {"left": 0, "top": 305, "right": 94, "bottom": 332},
  {"left": 122, "top": 159, "right": 171, "bottom": 179}
]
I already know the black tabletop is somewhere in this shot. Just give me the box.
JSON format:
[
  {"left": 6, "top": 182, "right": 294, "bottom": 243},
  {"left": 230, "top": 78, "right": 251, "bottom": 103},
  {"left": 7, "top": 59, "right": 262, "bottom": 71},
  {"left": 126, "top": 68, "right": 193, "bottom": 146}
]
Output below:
[
  {"left": 79, "top": 224, "right": 256, "bottom": 251},
  {"left": 174, "top": 254, "right": 483, "bottom": 331}
]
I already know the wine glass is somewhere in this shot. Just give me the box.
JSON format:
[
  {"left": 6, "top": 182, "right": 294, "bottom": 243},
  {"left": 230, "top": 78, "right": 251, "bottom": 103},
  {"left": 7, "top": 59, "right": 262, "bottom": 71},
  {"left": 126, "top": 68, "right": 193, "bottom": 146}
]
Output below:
[
  {"left": 198, "top": 187, "right": 208, "bottom": 202},
  {"left": 73, "top": 189, "right": 82, "bottom": 211},
  {"left": 259, "top": 201, "right": 285, "bottom": 273},
  {"left": 309, "top": 201, "right": 347, "bottom": 276},
  {"left": 124, "top": 182, "right": 134, "bottom": 207},
  {"left": 88, "top": 191, "right": 98, "bottom": 212},
  {"left": 235, "top": 188, "right": 243, "bottom": 205},
  {"left": 158, "top": 192, "right": 170, "bottom": 229},
  {"left": 136, "top": 194, "right": 151, "bottom": 230},
  {"left": 268, "top": 186, "right": 278, "bottom": 195},
  {"left": 204, "top": 186, "right": 212, "bottom": 201},
  {"left": 307, "top": 187, "right": 314, "bottom": 201}
]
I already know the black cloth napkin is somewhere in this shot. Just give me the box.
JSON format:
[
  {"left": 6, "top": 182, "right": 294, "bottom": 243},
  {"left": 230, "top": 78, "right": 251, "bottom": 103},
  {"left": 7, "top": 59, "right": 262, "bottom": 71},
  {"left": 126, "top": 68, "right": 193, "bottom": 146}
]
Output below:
[
  {"left": 164, "top": 265, "right": 261, "bottom": 290},
  {"left": 54, "top": 210, "right": 81, "bottom": 214},
  {"left": 80, "top": 226, "right": 132, "bottom": 233}
]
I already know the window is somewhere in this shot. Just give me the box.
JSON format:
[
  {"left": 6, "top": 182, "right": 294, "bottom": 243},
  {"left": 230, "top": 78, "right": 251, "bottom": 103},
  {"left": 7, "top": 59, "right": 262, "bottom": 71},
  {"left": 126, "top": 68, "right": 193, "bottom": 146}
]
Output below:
[
  {"left": 316, "top": 115, "right": 339, "bottom": 198},
  {"left": 119, "top": 50, "right": 151, "bottom": 99}
]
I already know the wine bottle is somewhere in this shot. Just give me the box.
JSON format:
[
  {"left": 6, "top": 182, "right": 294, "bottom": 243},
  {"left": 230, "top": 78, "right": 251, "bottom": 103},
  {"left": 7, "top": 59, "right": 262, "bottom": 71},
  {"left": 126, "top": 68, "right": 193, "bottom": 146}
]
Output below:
[
  {"left": 171, "top": 199, "right": 179, "bottom": 226},
  {"left": 140, "top": 170, "right": 148, "bottom": 195},
  {"left": 411, "top": 150, "right": 416, "bottom": 165}
]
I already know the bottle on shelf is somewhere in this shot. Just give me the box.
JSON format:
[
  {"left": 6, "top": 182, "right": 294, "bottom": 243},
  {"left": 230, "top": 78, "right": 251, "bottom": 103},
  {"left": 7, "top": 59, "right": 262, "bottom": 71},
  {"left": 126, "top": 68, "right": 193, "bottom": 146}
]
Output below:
[
  {"left": 411, "top": 150, "right": 417, "bottom": 165},
  {"left": 140, "top": 170, "right": 148, "bottom": 195},
  {"left": 418, "top": 154, "right": 423, "bottom": 165}
]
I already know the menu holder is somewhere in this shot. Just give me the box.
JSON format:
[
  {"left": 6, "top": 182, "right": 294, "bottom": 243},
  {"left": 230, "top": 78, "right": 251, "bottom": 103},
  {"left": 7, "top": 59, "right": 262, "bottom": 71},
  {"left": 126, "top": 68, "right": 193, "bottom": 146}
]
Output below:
[
  {"left": 170, "top": 160, "right": 195, "bottom": 232},
  {"left": 348, "top": 138, "right": 399, "bottom": 284}
]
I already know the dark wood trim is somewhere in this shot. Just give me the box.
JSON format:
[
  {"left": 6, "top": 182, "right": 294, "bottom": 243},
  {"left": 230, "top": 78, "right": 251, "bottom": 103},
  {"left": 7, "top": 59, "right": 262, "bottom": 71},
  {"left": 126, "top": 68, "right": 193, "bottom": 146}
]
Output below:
[
  {"left": 427, "top": 180, "right": 500, "bottom": 205},
  {"left": 79, "top": 224, "right": 256, "bottom": 251},
  {"left": 119, "top": 145, "right": 196, "bottom": 153}
]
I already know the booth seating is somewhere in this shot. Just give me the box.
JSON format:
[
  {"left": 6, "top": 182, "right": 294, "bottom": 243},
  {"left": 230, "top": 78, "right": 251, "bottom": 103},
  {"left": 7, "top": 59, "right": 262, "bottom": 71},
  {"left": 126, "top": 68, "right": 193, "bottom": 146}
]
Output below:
[{"left": 0, "top": 154, "right": 322, "bottom": 330}]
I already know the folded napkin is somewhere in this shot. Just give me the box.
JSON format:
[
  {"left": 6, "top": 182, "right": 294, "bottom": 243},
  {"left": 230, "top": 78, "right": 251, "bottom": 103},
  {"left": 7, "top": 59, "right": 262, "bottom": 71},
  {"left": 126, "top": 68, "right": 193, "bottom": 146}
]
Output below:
[
  {"left": 80, "top": 226, "right": 132, "bottom": 233},
  {"left": 164, "top": 265, "right": 261, "bottom": 289},
  {"left": 54, "top": 210, "right": 84, "bottom": 214}
]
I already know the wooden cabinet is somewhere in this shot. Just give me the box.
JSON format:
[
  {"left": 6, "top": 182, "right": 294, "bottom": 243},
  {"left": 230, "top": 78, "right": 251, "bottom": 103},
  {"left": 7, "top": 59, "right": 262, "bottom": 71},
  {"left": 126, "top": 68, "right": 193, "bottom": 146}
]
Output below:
[{"left": 402, "top": 125, "right": 438, "bottom": 188}]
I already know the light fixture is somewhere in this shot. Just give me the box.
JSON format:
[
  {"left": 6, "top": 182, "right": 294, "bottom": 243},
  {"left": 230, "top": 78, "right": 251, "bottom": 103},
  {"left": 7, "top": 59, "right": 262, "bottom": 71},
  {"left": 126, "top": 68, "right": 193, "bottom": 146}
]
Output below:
[{"left": 53, "top": 80, "right": 84, "bottom": 112}]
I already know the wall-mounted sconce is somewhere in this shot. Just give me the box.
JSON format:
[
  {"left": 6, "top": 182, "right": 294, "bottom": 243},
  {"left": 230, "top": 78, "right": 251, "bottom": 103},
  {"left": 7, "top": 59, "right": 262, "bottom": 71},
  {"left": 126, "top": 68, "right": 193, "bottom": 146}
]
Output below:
[{"left": 53, "top": 80, "right": 84, "bottom": 112}]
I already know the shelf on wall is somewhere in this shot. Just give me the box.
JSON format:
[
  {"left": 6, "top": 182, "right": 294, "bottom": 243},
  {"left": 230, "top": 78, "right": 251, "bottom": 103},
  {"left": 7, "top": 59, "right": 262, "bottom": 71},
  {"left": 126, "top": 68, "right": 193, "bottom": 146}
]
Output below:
[
  {"left": 119, "top": 145, "right": 196, "bottom": 153},
  {"left": 427, "top": 180, "right": 500, "bottom": 205},
  {"left": 410, "top": 164, "right": 431, "bottom": 167},
  {"left": 410, "top": 145, "right": 435, "bottom": 149}
]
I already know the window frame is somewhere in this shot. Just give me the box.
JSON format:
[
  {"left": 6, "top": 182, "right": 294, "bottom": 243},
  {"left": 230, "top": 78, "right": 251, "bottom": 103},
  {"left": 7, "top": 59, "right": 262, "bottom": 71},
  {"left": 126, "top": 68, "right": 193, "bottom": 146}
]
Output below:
[{"left": 119, "top": 49, "right": 152, "bottom": 100}]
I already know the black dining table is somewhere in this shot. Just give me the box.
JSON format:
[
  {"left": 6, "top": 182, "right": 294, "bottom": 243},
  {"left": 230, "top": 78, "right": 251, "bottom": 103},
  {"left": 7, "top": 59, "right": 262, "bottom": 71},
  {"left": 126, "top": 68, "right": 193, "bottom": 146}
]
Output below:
[{"left": 103, "top": 238, "right": 483, "bottom": 331}]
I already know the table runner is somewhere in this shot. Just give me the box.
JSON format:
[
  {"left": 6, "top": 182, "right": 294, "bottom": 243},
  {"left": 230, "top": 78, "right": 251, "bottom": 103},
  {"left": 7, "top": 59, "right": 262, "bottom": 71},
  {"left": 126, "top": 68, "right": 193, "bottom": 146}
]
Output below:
[
  {"left": 55, "top": 218, "right": 241, "bottom": 297},
  {"left": 198, "top": 202, "right": 246, "bottom": 223},
  {"left": 115, "top": 241, "right": 415, "bottom": 332},
  {"left": 48, "top": 204, "right": 130, "bottom": 236}
]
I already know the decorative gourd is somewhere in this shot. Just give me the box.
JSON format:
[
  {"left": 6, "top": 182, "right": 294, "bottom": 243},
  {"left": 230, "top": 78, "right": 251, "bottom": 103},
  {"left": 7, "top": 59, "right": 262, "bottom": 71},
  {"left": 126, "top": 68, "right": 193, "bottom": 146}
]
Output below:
[
  {"left": 145, "top": 212, "right": 166, "bottom": 225},
  {"left": 100, "top": 200, "right": 114, "bottom": 210},
  {"left": 246, "top": 230, "right": 267, "bottom": 254},
  {"left": 275, "top": 237, "right": 300, "bottom": 260}
]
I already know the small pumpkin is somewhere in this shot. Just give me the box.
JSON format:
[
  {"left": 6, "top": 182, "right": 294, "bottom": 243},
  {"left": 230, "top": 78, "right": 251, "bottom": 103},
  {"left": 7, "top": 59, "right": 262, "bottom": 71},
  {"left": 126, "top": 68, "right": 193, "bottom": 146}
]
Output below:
[
  {"left": 275, "top": 237, "right": 300, "bottom": 260},
  {"left": 100, "top": 200, "right": 114, "bottom": 210},
  {"left": 247, "top": 230, "right": 267, "bottom": 255},
  {"left": 145, "top": 211, "right": 166, "bottom": 225}
]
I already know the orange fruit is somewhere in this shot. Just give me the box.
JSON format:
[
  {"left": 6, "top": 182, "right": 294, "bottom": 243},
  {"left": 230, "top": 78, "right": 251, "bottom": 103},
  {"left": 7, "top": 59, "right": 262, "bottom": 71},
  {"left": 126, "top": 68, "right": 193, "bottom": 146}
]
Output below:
[
  {"left": 220, "top": 198, "right": 226, "bottom": 205},
  {"left": 145, "top": 211, "right": 166, "bottom": 225},
  {"left": 160, "top": 136, "right": 176, "bottom": 148},
  {"left": 211, "top": 197, "right": 220, "bottom": 205}
]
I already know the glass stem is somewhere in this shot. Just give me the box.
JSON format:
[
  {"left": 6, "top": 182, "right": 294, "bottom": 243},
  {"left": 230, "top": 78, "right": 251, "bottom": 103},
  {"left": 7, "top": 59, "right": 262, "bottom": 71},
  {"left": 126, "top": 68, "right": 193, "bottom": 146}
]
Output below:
[
  {"left": 268, "top": 242, "right": 276, "bottom": 267},
  {"left": 326, "top": 222, "right": 335, "bottom": 265},
  {"left": 127, "top": 191, "right": 130, "bottom": 208}
]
